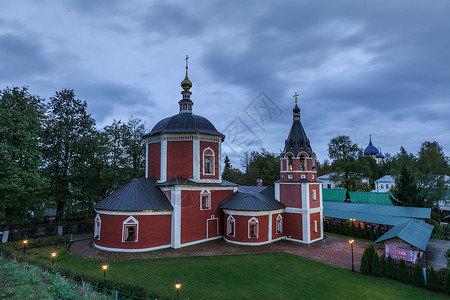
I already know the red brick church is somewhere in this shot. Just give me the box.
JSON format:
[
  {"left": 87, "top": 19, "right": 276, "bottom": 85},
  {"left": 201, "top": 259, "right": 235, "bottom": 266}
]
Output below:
[{"left": 93, "top": 63, "right": 323, "bottom": 252}]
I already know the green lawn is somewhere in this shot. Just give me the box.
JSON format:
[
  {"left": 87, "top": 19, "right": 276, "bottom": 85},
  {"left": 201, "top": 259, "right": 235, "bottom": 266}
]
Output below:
[{"left": 23, "top": 244, "right": 446, "bottom": 299}]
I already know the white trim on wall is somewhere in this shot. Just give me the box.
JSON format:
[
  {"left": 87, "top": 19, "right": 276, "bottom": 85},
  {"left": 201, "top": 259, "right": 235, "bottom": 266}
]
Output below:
[
  {"left": 160, "top": 140, "right": 167, "bottom": 182},
  {"left": 222, "top": 209, "right": 284, "bottom": 216},
  {"left": 248, "top": 217, "right": 259, "bottom": 239},
  {"left": 202, "top": 147, "right": 215, "bottom": 176},
  {"left": 223, "top": 237, "right": 272, "bottom": 246},
  {"left": 200, "top": 189, "right": 211, "bottom": 210},
  {"left": 193, "top": 139, "right": 200, "bottom": 181},
  {"left": 95, "top": 210, "right": 172, "bottom": 216},
  {"left": 122, "top": 216, "right": 139, "bottom": 243},
  {"left": 227, "top": 215, "right": 235, "bottom": 237},
  {"left": 145, "top": 143, "right": 149, "bottom": 178},
  {"left": 172, "top": 188, "right": 182, "bottom": 248},
  {"left": 94, "top": 214, "right": 101, "bottom": 240},
  {"left": 94, "top": 243, "right": 171, "bottom": 253}
]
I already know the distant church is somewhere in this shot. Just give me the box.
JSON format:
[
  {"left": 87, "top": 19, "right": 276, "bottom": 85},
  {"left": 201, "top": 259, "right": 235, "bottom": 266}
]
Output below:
[
  {"left": 361, "top": 135, "right": 385, "bottom": 164},
  {"left": 93, "top": 60, "right": 323, "bottom": 252}
]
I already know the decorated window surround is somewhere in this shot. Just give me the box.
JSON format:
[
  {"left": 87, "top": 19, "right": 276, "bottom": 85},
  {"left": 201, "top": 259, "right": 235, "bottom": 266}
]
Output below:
[
  {"left": 248, "top": 217, "right": 259, "bottom": 238},
  {"left": 94, "top": 214, "right": 101, "bottom": 240},
  {"left": 122, "top": 216, "right": 139, "bottom": 243},
  {"left": 276, "top": 214, "right": 283, "bottom": 234},
  {"left": 227, "top": 215, "right": 235, "bottom": 237},
  {"left": 313, "top": 220, "right": 318, "bottom": 233},
  {"left": 203, "top": 147, "right": 215, "bottom": 175},
  {"left": 200, "top": 189, "right": 211, "bottom": 210}
]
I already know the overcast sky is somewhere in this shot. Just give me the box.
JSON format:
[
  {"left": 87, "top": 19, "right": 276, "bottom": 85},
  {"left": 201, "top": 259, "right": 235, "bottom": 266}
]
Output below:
[{"left": 1, "top": 0, "right": 449, "bottom": 167}]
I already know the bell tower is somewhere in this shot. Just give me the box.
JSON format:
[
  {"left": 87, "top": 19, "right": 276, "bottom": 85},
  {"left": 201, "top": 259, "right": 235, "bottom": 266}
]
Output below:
[{"left": 275, "top": 92, "right": 323, "bottom": 244}]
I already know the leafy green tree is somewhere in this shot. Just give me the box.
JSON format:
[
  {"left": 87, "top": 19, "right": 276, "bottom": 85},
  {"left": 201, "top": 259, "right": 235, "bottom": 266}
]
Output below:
[
  {"left": 390, "top": 146, "right": 418, "bottom": 176},
  {"left": 372, "top": 251, "right": 383, "bottom": 277},
  {"left": 385, "top": 255, "right": 396, "bottom": 279},
  {"left": 412, "top": 263, "right": 426, "bottom": 288},
  {"left": 0, "top": 87, "right": 47, "bottom": 242},
  {"left": 42, "top": 89, "right": 97, "bottom": 229},
  {"left": 427, "top": 266, "right": 441, "bottom": 291},
  {"left": 222, "top": 155, "right": 244, "bottom": 184},
  {"left": 123, "top": 116, "right": 146, "bottom": 179},
  {"left": 390, "top": 167, "right": 426, "bottom": 207},
  {"left": 396, "top": 259, "right": 410, "bottom": 284},
  {"left": 245, "top": 149, "right": 280, "bottom": 186},
  {"left": 327, "top": 136, "right": 367, "bottom": 191},
  {"left": 316, "top": 159, "right": 332, "bottom": 176},
  {"left": 417, "top": 141, "right": 449, "bottom": 175}
]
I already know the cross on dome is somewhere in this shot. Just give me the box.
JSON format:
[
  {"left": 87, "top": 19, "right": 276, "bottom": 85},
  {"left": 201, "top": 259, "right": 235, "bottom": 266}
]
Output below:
[{"left": 293, "top": 92, "right": 299, "bottom": 104}]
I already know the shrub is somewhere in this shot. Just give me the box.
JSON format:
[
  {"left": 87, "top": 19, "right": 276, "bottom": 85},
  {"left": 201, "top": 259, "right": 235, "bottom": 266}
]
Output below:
[
  {"left": 345, "top": 223, "right": 351, "bottom": 236},
  {"left": 340, "top": 220, "right": 346, "bottom": 235},
  {"left": 333, "top": 223, "right": 338, "bottom": 234},
  {"left": 364, "top": 223, "right": 369, "bottom": 239},
  {"left": 376, "top": 228, "right": 383, "bottom": 240},
  {"left": 324, "top": 220, "right": 328, "bottom": 232},
  {"left": 445, "top": 247, "right": 450, "bottom": 257},
  {"left": 385, "top": 255, "right": 396, "bottom": 279},
  {"left": 369, "top": 226, "right": 376, "bottom": 241},
  {"left": 412, "top": 263, "right": 425, "bottom": 288},
  {"left": 372, "top": 252, "right": 383, "bottom": 277},
  {"left": 397, "top": 259, "right": 410, "bottom": 284},
  {"left": 427, "top": 266, "right": 441, "bottom": 292},
  {"left": 443, "top": 268, "right": 450, "bottom": 294},
  {"left": 356, "top": 223, "right": 362, "bottom": 238},
  {"left": 351, "top": 222, "right": 356, "bottom": 237},
  {"left": 360, "top": 250, "right": 371, "bottom": 274},
  {"left": 0, "top": 235, "right": 71, "bottom": 256}
]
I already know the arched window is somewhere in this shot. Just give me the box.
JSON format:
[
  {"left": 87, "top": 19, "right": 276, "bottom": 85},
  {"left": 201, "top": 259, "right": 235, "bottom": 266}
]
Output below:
[
  {"left": 203, "top": 148, "right": 215, "bottom": 175},
  {"left": 288, "top": 155, "right": 293, "bottom": 171},
  {"left": 312, "top": 158, "right": 316, "bottom": 170},
  {"left": 94, "top": 214, "right": 101, "bottom": 240},
  {"left": 300, "top": 155, "right": 306, "bottom": 171},
  {"left": 248, "top": 217, "right": 259, "bottom": 238},
  {"left": 276, "top": 214, "right": 283, "bottom": 234},
  {"left": 122, "top": 216, "right": 139, "bottom": 242},
  {"left": 227, "top": 215, "right": 235, "bottom": 237},
  {"left": 200, "top": 189, "right": 211, "bottom": 210}
]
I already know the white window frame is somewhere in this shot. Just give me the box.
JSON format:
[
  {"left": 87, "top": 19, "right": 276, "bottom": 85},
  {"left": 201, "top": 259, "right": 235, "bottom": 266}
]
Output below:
[
  {"left": 313, "top": 220, "right": 318, "bottom": 233},
  {"left": 122, "top": 216, "right": 139, "bottom": 242},
  {"left": 227, "top": 215, "right": 235, "bottom": 237},
  {"left": 312, "top": 190, "right": 317, "bottom": 201},
  {"left": 94, "top": 214, "right": 101, "bottom": 240},
  {"left": 200, "top": 189, "right": 211, "bottom": 210},
  {"left": 276, "top": 214, "right": 283, "bottom": 234},
  {"left": 248, "top": 217, "right": 259, "bottom": 238},
  {"left": 203, "top": 147, "right": 215, "bottom": 175}
]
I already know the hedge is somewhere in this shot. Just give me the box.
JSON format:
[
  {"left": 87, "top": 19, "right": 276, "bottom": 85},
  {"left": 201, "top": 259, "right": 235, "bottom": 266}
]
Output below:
[{"left": 0, "top": 234, "right": 71, "bottom": 255}]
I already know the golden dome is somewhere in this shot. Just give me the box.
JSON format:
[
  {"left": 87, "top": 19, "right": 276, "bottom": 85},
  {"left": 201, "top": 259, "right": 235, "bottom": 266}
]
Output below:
[{"left": 181, "top": 71, "right": 192, "bottom": 91}]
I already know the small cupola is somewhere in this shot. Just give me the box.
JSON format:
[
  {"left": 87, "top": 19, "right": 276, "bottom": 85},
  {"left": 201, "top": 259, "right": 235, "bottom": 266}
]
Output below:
[{"left": 179, "top": 55, "right": 194, "bottom": 114}]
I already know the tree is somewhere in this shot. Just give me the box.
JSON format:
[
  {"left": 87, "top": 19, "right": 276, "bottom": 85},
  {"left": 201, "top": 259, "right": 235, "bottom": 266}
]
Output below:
[
  {"left": 327, "top": 136, "right": 366, "bottom": 191},
  {"left": 396, "top": 259, "right": 410, "bottom": 284},
  {"left": 417, "top": 141, "right": 449, "bottom": 176},
  {"left": 42, "top": 89, "right": 97, "bottom": 231},
  {"left": 364, "top": 223, "right": 370, "bottom": 240},
  {"left": 356, "top": 223, "right": 363, "bottom": 238},
  {"left": 427, "top": 266, "right": 441, "bottom": 291},
  {"left": 222, "top": 155, "right": 244, "bottom": 184},
  {"left": 390, "top": 146, "right": 418, "bottom": 176},
  {"left": 390, "top": 167, "right": 426, "bottom": 207},
  {"left": 123, "top": 117, "right": 146, "bottom": 179},
  {"left": 360, "top": 250, "right": 371, "bottom": 274},
  {"left": 369, "top": 225, "right": 376, "bottom": 241},
  {"left": 372, "top": 251, "right": 383, "bottom": 277},
  {"left": 0, "top": 87, "right": 47, "bottom": 242},
  {"left": 385, "top": 255, "right": 396, "bottom": 279},
  {"left": 443, "top": 268, "right": 450, "bottom": 294},
  {"left": 412, "top": 263, "right": 425, "bottom": 288}
]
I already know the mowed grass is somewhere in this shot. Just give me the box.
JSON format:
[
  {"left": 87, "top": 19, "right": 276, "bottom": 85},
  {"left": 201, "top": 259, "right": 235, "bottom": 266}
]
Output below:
[{"left": 25, "top": 244, "right": 447, "bottom": 300}]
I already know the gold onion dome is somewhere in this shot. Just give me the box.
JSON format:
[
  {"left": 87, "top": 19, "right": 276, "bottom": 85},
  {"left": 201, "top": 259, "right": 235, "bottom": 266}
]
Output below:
[{"left": 181, "top": 72, "right": 192, "bottom": 90}]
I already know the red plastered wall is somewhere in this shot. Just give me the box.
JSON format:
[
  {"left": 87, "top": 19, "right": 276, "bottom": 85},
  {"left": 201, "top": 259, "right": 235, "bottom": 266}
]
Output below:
[
  {"left": 223, "top": 213, "right": 269, "bottom": 244},
  {"left": 310, "top": 212, "right": 322, "bottom": 241},
  {"left": 167, "top": 141, "right": 193, "bottom": 179},
  {"left": 280, "top": 184, "right": 302, "bottom": 208},
  {"left": 283, "top": 212, "right": 303, "bottom": 241},
  {"left": 147, "top": 142, "right": 161, "bottom": 180}
]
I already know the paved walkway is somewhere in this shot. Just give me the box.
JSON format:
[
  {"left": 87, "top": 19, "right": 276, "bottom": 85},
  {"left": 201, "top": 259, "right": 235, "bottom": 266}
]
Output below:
[
  {"left": 70, "top": 235, "right": 384, "bottom": 271},
  {"left": 421, "top": 239, "right": 450, "bottom": 270}
]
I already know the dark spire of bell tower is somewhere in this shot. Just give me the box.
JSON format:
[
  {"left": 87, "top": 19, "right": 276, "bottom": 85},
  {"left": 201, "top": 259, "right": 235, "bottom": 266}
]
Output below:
[{"left": 282, "top": 92, "right": 313, "bottom": 156}]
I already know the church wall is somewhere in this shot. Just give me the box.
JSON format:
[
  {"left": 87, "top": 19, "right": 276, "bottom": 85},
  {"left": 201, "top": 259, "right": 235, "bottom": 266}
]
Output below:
[
  {"left": 199, "top": 141, "right": 219, "bottom": 180},
  {"left": 280, "top": 184, "right": 302, "bottom": 208},
  {"left": 223, "top": 212, "right": 269, "bottom": 244},
  {"left": 167, "top": 141, "right": 193, "bottom": 179},
  {"left": 309, "top": 184, "right": 320, "bottom": 209},
  {"left": 180, "top": 189, "right": 233, "bottom": 244},
  {"left": 147, "top": 142, "right": 161, "bottom": 180},
  {"left": 272, "top": 212, "right": 284, "bottom": 240},
  {"left": 283, "top": 212, "right": 303, "bottom": 241},
  {"left": 310, "top": 212, "right": 321, "bottom": 241},
  {"left": 94, "top": 213, "right": 171, "bottom": 250}
]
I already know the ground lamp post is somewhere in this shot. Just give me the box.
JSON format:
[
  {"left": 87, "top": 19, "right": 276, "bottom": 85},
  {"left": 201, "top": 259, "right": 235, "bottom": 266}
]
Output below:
[
  {"left": 102, "top": 264, "right": 108, "bottom": 278},
  {"left": 175, "top": 281, "right": 181, "bottom": 300},
  {"left": 51, "top": 252, "right": 57, "bottom": 266},
  {"left": 22, "top": 240, "right": 28, "bottom": 254},
  {"left": 348, "top": 239, "right": 355, "bottom": 272}
]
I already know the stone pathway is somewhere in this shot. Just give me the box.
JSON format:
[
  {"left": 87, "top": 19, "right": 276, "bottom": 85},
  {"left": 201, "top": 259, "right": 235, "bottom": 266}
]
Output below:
[{"left": 70, "top": 235, "right": 384, "bottom": 271}]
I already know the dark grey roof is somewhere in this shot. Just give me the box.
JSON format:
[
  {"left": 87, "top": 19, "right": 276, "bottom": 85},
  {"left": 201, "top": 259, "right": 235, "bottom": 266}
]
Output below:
[
  {"left": 143, "top": 113, "right": 224, "bottom": 138},
  {"left": 157, "top": 177, "right": 238, "bottom": 187},
  {"left": 220, "top": 186, "right": 285, "bottom": 211},
  {"left": 375, "top": 219, "right": 434, "bottom": 251},
  {"left": 281, "top": 116, "right": 313, "bottom": 157},
  {"left": 95, "top": 178, "right": 172, "bottom": 211}
]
